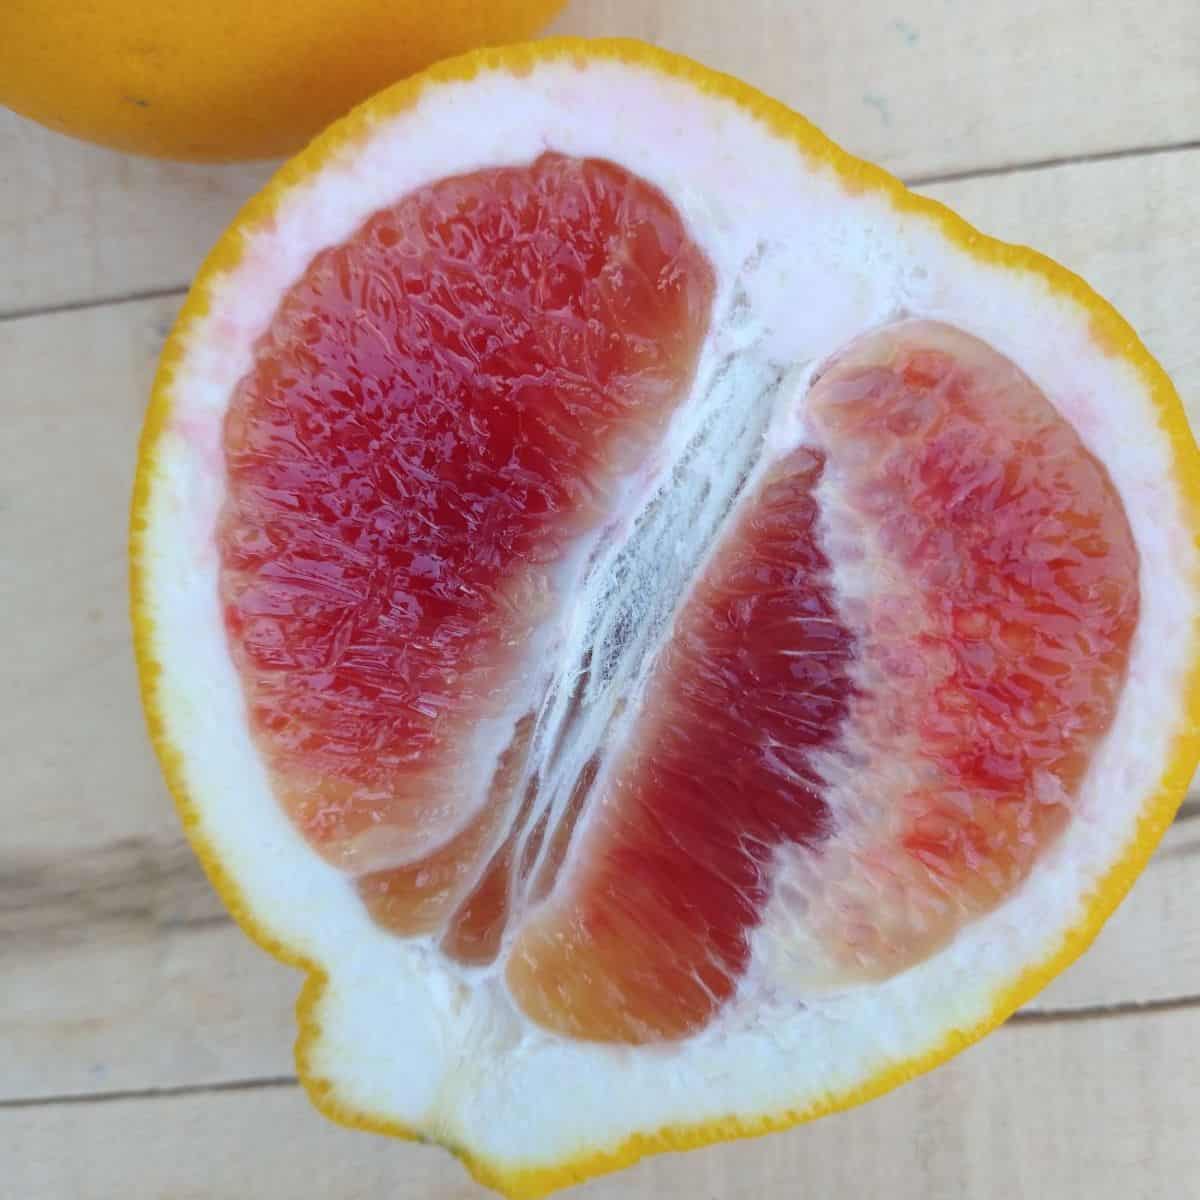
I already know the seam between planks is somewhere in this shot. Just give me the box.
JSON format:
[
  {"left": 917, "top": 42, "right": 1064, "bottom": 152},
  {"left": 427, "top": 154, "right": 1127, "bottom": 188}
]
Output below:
[
  {"left": 0, "top": 284, "right": 189, "bottom": 325},
  {"left": 2, "top": 139, "right": 1199, "bottom": 326},
  {"left": 1008, "top": 993, "right": 1200, "bottom": 1026},
  {"left": 905, "top": 136, "right": 1200, "bottom": 189},
  {"left": 0, "top": 1075, "right": 299, "bottom": 1112},
  {"left": 3, "top": 995, "right": 1199, "bottom": 1112}
]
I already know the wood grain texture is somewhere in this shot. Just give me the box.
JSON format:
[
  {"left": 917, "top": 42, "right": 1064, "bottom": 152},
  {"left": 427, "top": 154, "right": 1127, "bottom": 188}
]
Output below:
[
  {"left": 0, "top": 111, "right": 272, "bottom": 318},
  {"left": 2, "top": 0, "right": 1197, "bottom": 314},
  {"left": 2, "top": 300, "right": 182, "bottom": 864},
  {"left": 4, "top": 817, "right": 1195, "bottom": 1104},
  {"left": 551, "top": 0, "right": 1200, "bottom": 181},
  {"left": 3, "top": 7, "right": 1199, "bottom": 1191},
  {"left": 5, "top": 1005, "right": 1199, "bottom": 1199},
  {"left": 3, "top": 150, "right": 1199, "bottom": 1110}
]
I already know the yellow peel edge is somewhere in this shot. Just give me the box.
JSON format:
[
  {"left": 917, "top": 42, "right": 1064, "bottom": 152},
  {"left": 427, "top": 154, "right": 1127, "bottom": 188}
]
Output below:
[{"left": 130, "top": 36, "right": 1200, "bottom": 1198}]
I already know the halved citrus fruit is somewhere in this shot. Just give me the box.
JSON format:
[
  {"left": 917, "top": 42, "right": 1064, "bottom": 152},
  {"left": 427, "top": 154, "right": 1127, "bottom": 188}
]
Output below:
[{"left": 131, "top": 39, "right": 1200, "bottom": 1197}]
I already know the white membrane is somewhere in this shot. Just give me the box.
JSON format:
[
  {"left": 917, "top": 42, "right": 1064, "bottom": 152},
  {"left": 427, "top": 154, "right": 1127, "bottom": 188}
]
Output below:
[{"left": 143, "top": 55, "right": 1199, "bottom": 1168}]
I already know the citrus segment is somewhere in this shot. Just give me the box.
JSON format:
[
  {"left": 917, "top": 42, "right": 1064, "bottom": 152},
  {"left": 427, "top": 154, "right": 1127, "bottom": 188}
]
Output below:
[
  {"left": 508, "top": 319, "right": 1138, "bottom": 1036},
  {"left": 356, "top": 713, "right": 535, "bottom": 936},
  {"left": 441, "top": 764, "right": 541, "bottom": 965},
  {"left": 220, "top": 165, "right": 1145, "bottom": 1032},
  {"left": 508, "top": 446, "right": 854, "bottom": 1041},
  {"left": 793, "top": 320, "right": 1140, "bottom": 979},
  {"left": 218, "top": 152, "right": 715, "bottom": 876}
]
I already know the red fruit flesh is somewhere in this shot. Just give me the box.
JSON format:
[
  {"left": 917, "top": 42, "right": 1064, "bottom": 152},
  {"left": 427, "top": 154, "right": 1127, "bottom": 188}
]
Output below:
[
  {"left": 219, "top": 150, "right": 1138, "bottom": 1045},
  {"left": 798, "top": 322, "right": 1139, "bottom": 976},
  {"left": 507, "top": 447, "right": 855, "bottom": 1041},
  {"left": 219, "top": 152, "right": 714, "bottom": 874},
  {"left": 509, "top": 323, "right": 1137, "bottom": 1036}
]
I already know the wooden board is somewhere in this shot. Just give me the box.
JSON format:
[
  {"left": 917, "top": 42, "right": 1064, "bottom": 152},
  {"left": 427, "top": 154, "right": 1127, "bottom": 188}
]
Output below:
[
  {"left": 0, "top": 111, "right": 272, "bottom": 318},
  {"left": 3, "top": 3, "right": 1199, "bottom": 1194},
  {"left": 550, "top": 0, "right": 1200, "bottom": 180},
  {"left": 6, "top": 1005, "right": 1199, "bottom": 1199},
  {"left": 3, "top": 0, "right": 1198, "bottom": 315}
]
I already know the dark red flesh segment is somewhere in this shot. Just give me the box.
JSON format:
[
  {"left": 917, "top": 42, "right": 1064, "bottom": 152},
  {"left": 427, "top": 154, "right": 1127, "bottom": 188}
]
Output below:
[
  {"left": 218, "top": 153, "right": 714, "bottom": 867},
  {"left": 507, "top": 448, "right": 856, "bottom": 1041}
]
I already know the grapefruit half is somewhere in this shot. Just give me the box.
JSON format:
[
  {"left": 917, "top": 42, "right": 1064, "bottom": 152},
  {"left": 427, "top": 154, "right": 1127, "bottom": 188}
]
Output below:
[{"left": 131, "top": 39, "right": 1200, "bottom": 1196}]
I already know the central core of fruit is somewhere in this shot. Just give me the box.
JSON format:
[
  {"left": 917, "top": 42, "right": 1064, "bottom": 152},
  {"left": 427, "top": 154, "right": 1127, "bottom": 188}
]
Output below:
[{"left": 218, "top": 153, "right": 1139, "bottom": 1044}]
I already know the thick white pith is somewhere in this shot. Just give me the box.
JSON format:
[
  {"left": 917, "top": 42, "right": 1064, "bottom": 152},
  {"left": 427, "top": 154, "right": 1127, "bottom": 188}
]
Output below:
[{"left": 141, "top": 56, "right": 1199, "bottom": 1170}]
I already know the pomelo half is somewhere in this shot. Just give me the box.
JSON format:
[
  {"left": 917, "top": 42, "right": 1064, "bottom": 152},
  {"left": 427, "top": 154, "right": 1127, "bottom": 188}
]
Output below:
[{"left": 131, "top": 39, "right": 1200, "bottom": 1196}]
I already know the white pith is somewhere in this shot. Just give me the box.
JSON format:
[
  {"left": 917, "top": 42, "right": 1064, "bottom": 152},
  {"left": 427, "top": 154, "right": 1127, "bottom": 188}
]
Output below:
[
  {"left": 422, "top": 286, "right": 791, "bottom": 946},
  {"left": 140, "top": 55, "right": 1200, "bottom": 1171}
]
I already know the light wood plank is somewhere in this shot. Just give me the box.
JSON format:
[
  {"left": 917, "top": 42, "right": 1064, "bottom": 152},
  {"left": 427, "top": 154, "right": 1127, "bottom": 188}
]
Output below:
[
  {"left": 3, "top": 917, "right": 297, "bottom": 1101},
  {"left": 3, "top": 151, "right": 1198, "bottom": 1102},
  {"left": 4, "top": 815, "right": 1195, "bottom": 1104},
  {"left": 5, "top": 1004, "right": 1199, "bottom": 1199},
  {"left": 551, "top": 0, "right": 1200, "bottom": 183},
  {"left": 3, "top": 0, "right": 1197, "bottom": 314},
  {"left": 918, "top": 151, "right": 1200, "bottom": 397},
  {"left": 1031, "top": 815, "right": 1200, "bottom": 1012},
  {"left": 2, "top": 299, "right": 182, "bottom": 862},
  {"left": 0, "top": 110, "right": 272, "bottom": 318}
]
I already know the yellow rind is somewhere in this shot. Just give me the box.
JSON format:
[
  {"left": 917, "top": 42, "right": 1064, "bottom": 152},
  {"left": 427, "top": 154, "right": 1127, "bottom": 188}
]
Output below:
[
  {"left": 0, "top": 0, "right": 565, "bottom": 161},
  {"left": 130, "top": 37, "right": 1200, "bottom": 1198}
]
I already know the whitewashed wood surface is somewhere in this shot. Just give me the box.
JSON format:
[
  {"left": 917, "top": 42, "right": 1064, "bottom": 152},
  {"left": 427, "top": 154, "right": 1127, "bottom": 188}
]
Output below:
[{"left": 2, "top": 1, "right": 1198, "bottom": 1196}]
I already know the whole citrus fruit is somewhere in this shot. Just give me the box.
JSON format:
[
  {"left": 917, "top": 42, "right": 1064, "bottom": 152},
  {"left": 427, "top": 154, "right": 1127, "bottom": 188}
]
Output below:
[
  {"left": 0, "top": 0, "right": 564, "bottom": 160},
  {"left": 132, "top": 38, "right": 1200, "bottom": 1197}
]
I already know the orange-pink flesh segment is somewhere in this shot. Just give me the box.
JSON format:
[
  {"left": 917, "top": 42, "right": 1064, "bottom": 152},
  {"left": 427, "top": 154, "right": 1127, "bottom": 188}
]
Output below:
[
  {"left": 797, "top": 320, "right": 1139, "bottom": 976},
  {"left": 356, "top": 713, "right": 534, "bottom": 936}
]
